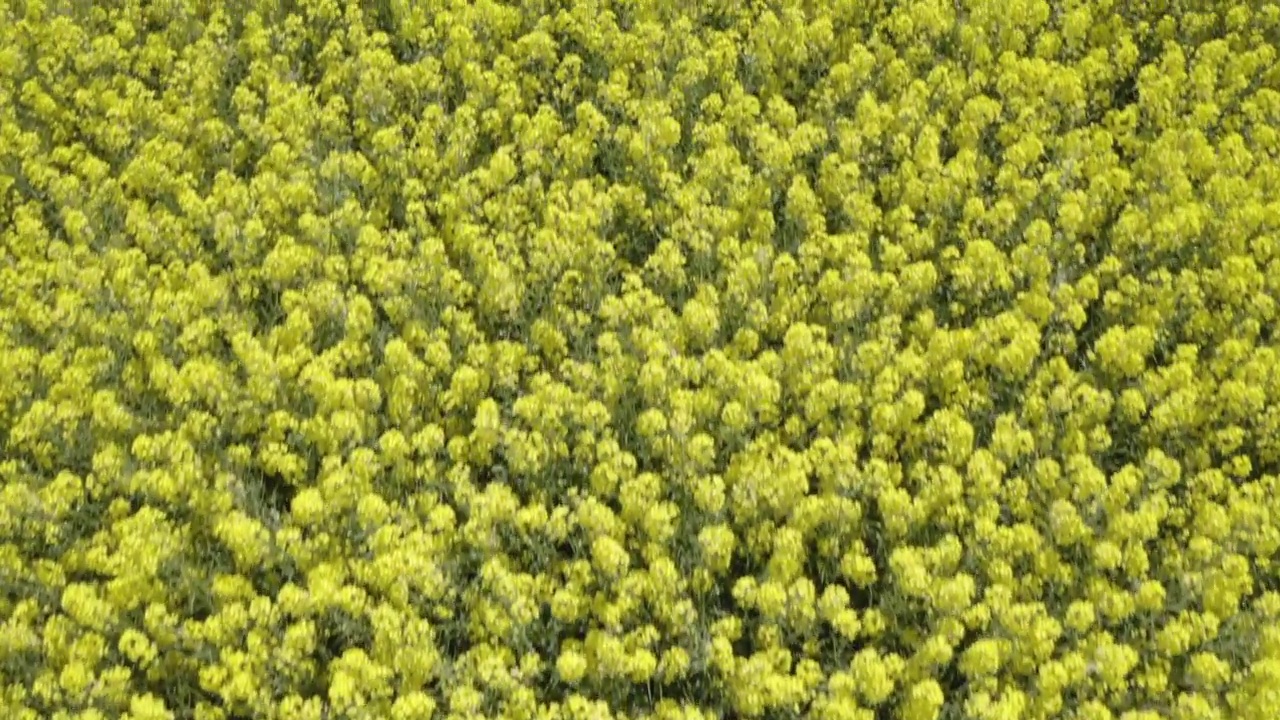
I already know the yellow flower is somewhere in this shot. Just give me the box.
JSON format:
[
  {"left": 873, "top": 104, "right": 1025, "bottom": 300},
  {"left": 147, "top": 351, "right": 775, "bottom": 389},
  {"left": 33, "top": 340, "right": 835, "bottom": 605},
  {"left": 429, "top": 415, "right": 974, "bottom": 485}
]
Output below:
[
  {"left": 850, "top": 648, "right": 896, "bottom": 706},
  {"left": 390, "top": 691, "right": 437, "bottom": 720},
  {"left": 590, "top": 535, "right": 630, "bottom": 579},
  {"left": 124, "top": 693, "right": 175, "bottom": 720},
  {"left": 890, "top": 547, "right": 931, "bottom": 599},
  {"left": 58, "top": 660, "right": 94, "bottom": 696},
  {"left": 117, "top": 628, "right": 157, "bottom": 667},
  {"left": 557, "top": 648, "right": 588, "bottom": 684},
  {"left": 959, "top": 639, "right": 1002, "bottom": 679},
  {"left": 659, "top": 646, "right": 691, "bottom": 683},
  {"left": 755, "top": 580, "right": 788, "bottom": 621},
  {"left": 818, "top": 584, "right": 851, "bottom": 623},
  {"left": 1187, "top": 651, "right": 1232, "bottom": 691},
  {"left": 1066, "top": 600, "right": 1096, "bottom": 633},
  {"left": 841, "top": 545, "right": 878, "bottom": 587},
  {"left": 60, "top": 583, "right": 112, "bottom": 633},
  {"left": 1134, "top": 580, "right": 1166, "bottom": 613},
  {"left": 1091, "top": 639, "right": 1140, "bottom": 690},
  {"left": 213, "top": 510, "right": 271, "bottom": 570},
  {"left": 899, "top": 680, "right": 944, "bottom": 720},
  {"left": 934, "top": 573, "right": 976, "bottom": 615},
  {"left": 628, "top": 648, "right": 659, "bottom": 683},
  {"left": 833, "top": 609, "right": 862, "bottom": 641},
  {"left": 698, "top": 524, "right": 736, "bottom": 573}
]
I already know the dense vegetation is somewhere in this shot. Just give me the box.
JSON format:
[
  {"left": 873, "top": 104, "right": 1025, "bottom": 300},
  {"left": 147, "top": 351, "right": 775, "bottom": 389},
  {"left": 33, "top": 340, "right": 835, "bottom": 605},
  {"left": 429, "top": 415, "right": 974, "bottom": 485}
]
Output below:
[{"left": 3, "top": 1, "right": 1280, "bottom": 719}]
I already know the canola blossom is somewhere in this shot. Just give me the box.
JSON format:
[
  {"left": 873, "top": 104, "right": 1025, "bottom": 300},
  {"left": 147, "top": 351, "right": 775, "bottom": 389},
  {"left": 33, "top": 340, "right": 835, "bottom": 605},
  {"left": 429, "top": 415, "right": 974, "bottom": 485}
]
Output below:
[{"left": 3, "top": 1, "right": 1280, "bottom": 719}]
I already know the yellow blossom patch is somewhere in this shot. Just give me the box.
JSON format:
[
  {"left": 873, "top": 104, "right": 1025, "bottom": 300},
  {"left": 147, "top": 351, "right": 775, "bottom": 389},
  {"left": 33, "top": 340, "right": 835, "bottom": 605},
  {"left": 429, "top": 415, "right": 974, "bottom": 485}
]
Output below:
[{"left": 3, "top": 1, "right": 1280, "bottom": 719}]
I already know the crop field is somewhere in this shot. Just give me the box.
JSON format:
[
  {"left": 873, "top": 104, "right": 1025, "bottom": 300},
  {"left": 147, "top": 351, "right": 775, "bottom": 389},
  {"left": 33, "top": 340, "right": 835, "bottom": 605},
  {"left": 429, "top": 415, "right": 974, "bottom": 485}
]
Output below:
[{"left": 2, "top": 1, "right": 1280, "bottom": 719}]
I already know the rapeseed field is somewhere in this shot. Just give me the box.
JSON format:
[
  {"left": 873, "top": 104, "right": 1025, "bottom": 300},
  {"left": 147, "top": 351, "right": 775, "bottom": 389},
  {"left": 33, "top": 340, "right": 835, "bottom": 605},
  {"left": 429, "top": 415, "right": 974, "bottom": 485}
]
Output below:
[{"left": 3, "top": 1, "right": 1280, "bottom": 719}]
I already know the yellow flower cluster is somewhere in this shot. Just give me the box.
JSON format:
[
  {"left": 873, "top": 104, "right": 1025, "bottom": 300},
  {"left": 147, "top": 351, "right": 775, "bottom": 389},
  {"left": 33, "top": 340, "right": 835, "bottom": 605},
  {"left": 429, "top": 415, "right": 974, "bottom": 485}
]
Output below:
[{"left": 3, "top": 1, "right": 1280, "bottom": 719}]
